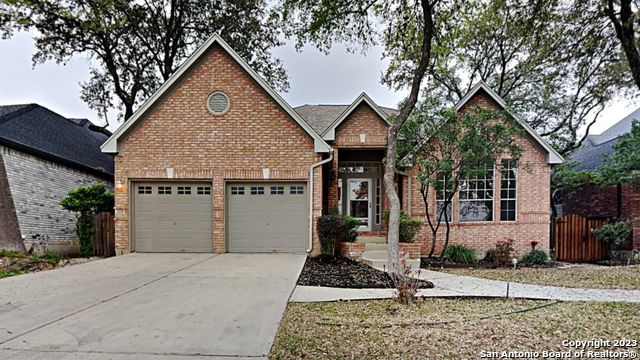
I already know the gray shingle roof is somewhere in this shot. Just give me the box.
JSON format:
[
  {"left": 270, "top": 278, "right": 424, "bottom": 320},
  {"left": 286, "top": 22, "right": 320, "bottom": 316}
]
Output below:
[
  {"left": 569, "top": 106, "right": 640, "bottom": 171},
  {"left": 0, "top": 104, "right": 114, "bottom": 178},
  {"left": 294, "top": 104, "right": 398, "bottom": 134}
]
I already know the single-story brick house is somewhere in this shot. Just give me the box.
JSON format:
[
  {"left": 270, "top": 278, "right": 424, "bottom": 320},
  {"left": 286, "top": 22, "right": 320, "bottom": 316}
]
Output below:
[
  {"left": 562, "top": 108, "right": 640, "bottom": 253},
  {"left": 0, "top": 104, "right": 114, "bottom": 254},
  {"left": 101, "top": 35, "right": 563, "bottom": 256}
]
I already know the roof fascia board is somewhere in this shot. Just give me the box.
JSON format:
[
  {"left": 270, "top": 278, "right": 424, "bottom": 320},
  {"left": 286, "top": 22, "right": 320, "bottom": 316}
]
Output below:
[
  {"left": 455, "top": 82, "right": 564, "bottom": 164},
  {"left": 322, "top": 93, "right": 391, "bottom": 141},
  {"left": 101, "top": 34, "right": 330, "bottom": 153}
]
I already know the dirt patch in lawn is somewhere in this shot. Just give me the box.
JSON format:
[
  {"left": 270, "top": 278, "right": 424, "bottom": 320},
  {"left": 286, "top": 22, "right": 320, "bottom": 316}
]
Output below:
[
  {"left": 0, "top": 250, "right": 101, "bottom": 279},
  {"left": 271, "top": 299, "right": 640, "bottom": 359},
  {"left": 298, "top": 255, "right": 433, "bottom": 289},
  {"left": 441, "top": 265, "right": 640, "bottom": 290}
]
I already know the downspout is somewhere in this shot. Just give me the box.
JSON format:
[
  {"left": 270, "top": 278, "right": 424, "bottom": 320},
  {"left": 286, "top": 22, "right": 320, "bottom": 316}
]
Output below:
[
  {"left": 308, "top": 149, "right": 334, "bottom": 253},
  {"left": 395, "top": 169, "right": 411, "bottom": 216}
]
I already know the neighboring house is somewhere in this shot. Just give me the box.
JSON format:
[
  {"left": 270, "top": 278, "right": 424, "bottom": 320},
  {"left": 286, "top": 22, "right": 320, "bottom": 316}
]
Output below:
[
  {"left": 0, "top": 104, "right": 114, "bottom": 254},
  {"left": 101, "top": 34, "right": 562, "bottom": 257},
  {"left": 563, "top": 108, "right": 640, "bottom": 253}
]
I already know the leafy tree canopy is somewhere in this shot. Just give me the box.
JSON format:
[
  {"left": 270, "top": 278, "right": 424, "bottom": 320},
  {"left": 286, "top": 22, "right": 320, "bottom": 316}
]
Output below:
[
  {"left": 424, "top": 0, "right": 635, "bottom": 155},
  {"left": 0, "top": 0, "right": 287, "bottom": 124}
]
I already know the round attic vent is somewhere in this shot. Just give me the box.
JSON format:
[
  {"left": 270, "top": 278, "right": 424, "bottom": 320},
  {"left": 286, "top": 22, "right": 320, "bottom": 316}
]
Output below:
[{"left": 207, "top": 92, "right": 229, "bottom": 115}]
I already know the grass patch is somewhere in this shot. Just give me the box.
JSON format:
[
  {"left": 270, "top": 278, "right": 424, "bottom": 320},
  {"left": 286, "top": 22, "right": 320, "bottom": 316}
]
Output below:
[
  {"left": 0, "top": 250, "right": 63, "bottom": 279},
  {"left": 440, "top": 265, "right": 640, "bottom": 290},
  {"left": 0, "top": 269, "right": 28, "bottom": 278},
  {"left": 271, "top": 299, "right": 640, "bottom": 359}
]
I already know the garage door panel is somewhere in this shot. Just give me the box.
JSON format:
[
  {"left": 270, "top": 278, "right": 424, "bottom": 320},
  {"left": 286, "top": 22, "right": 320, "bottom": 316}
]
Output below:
[
  {"left": 134, "top": 182, "right": 212, "bottom": 253},
  {"left": 227, "top": 183, "right": 307, "bottom": 253}
]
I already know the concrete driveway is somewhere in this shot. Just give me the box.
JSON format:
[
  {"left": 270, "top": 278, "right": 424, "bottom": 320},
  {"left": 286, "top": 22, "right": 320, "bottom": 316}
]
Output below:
[{"left": 0, "top": 253, "right": 306, "bottom": 359}]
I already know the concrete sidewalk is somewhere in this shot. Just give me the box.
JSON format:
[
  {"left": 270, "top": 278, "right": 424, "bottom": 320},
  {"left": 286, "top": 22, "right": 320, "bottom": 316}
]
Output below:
[{"left": 290, "top": 269, "right": 640, "bottom": 303}]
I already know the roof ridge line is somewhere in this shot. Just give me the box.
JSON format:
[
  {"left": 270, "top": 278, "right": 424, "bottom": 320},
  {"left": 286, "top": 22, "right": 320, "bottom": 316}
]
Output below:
[{"left": 0, "top": 104, "right": 38, "bottom": 125}]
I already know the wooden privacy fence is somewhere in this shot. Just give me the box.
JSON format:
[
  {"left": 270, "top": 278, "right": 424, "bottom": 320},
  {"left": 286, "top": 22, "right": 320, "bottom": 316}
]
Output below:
[
  {"left": 554, "top": 214, "right": 608, "bottom": 262},
  {"left": 92, "top": 212, "right": 115, "bottom": 257}
]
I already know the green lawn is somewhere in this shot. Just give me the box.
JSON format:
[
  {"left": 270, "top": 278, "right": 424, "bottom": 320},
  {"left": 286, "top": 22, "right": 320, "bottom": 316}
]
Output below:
[
  {"left": 439, "top": 265, "right": 640, "bottom": 289},
  {"left": 271, "top": 299, "right": 640, "bottom": 359}
]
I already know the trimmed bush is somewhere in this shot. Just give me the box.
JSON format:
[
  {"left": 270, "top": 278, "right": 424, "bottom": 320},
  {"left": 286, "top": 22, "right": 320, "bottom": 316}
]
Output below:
[
  {"left": 442, "top": 244, "right": 477, "bottom": 263},
  {"left": 519, "top": 250, "right": 548, "bottom": 265},
  {"left": 385, "top": 211, "right": 423, "bottom": 243},
  {"left": 485, "top": 238, "right": 515, "bottom": 266},
  {"left": 317, "top": 209, "right": 362, "bottom": 255}
]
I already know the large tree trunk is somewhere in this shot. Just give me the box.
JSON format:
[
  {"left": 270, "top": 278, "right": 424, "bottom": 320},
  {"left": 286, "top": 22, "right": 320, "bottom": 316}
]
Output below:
[
  {"left": 607, "top": 0, "right": 640, "bottom": 91},
  {"left": 384, "top": 0, "right": 435, "bottom": 276},
  {"left": 0, "top": 155, "right": 26, "bottom": 253}
]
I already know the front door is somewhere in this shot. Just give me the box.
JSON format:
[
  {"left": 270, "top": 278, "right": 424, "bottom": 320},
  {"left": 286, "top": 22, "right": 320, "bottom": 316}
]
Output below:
[{"left": 348, "top": 179, "right": 371, "bottom": 231}]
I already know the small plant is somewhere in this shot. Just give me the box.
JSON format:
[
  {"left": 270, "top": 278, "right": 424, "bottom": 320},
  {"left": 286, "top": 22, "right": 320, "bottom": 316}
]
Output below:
[
  {"left": 385, "top": 210, "right": 423, "bottom": 243},
  {"left": 519, "top": 250, "right": 549, "bottom": 265},
  {"left": 317, "top": 208, "right": 362, "bottom": 255},
  {"left": 592, "top": 220, "right": 632, "bottom": 260},
  {"left": 392, "top": 257, "right": 421, "bottom": 304},
  {"left": 486, "top": 238, "right": 515, "bottom": 266},
  {"left": 442, "top": 244, "right": 477, "bottom": 263},
  {"left": 41, "top": 250, "right": 61, "bottom": 265}
]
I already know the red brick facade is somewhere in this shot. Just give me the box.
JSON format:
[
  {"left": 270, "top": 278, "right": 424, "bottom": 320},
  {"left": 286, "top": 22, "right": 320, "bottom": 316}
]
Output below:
[
  {"left": 403, "top": 93, "right": 553, "bottom": 257},
  {"left": 334, "top": 103, "right": 388, "bottom": 148},
  {"left": 113, "top": 44, "right": 324, "bottom": 254}
]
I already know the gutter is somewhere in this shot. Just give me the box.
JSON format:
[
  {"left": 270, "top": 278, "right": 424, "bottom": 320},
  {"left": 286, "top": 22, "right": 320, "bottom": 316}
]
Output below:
[
  {"left": 395, "top": 169, "right": 411, "bottom": 216},
  {"left": 307, "top": 149, "right": 334, "bottom": 253}
]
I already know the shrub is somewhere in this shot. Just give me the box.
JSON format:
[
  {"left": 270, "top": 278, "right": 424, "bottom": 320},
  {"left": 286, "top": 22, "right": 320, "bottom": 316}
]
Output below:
[
  {"left": 317, "top": 209, "right": 362, "bottom": 255},
  {"left": 384, "top": 211, "right": 423, "bottom": 243},
  {"left": 519, "top": 250, "right": 548, "bottom": 265},
  {"left": 60, "top": 184, "right": 114, "bottom": 256},
  {"left": 41, "top": 250, "right": 61, "bottom": 265},
  {"left": 486, "top": 238, "right": 514, "bottom": 266},
  {"left": 442, "top": 244, "right": 477, "bottom": 263},
  {"left": 592, "top": 220, "right": 632, "bottom": 259}
]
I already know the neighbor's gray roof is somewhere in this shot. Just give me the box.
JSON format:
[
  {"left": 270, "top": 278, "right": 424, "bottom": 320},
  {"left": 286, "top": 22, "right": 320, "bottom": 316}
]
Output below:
[
  {"left": 294, "top": 104, "right": 399, "bottom": 134},
  {"left": 570, "top": 106, "right": 640, "bottom": 171},
  {"left": 0, "top": 104, "right": 114, "bottom": 178}
]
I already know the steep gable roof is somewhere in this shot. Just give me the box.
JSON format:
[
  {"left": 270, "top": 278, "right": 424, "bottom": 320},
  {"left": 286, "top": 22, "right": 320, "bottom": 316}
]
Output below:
[
  {"left": 320, "top": 92, "right": 393, "bottom": 141},
  {"left": 101, "top": 34, "right": 331, "bottom": 154},
  {"left": 456, "top": 82, "right": 564, "bottom": 165},
  {"left": 0, "top": 104, "right": 114, "bottom": 178}
]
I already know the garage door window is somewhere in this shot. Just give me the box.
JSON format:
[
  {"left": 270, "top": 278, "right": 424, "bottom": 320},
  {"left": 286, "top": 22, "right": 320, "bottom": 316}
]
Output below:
[
  {"left": 270, "top": 186, "right": 284, "bottom": 195},
  {"left": 290, "top": 186, "right": 304, "bottom": 195},
  {"left": 158, "top": 186, "right": 172, "bottom": 195},
  {"left": 231, "top": 186, "right": 245, "bottom": 195},
  {"left": 138, "top": 186, "right": 152, "bottom": 194},
  {"left": 197, "top": 186, "right": 211, "bottom": 195},
  {"left": 251, "top": 186, "right": 264, "bottom": 195},
  {"left": 177, "top": 186, "right": 192, "bottom": 195}
]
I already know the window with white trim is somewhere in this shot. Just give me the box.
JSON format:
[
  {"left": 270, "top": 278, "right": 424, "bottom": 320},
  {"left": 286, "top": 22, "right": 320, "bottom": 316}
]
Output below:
[
  {"left": 270, "top": 186, "right": 284, "bottom": 195},
  {"left": 197, "top": 186, "right": 211, "bottom": 195},
  {"left": 177, "top": 186, "right": 192, "bottom": 195},
  {"left": 375, "top": 178, "right": 381, "bottom": 225},
  {"left": 290, "top": 186, "right": 304, "bottom": 195},
  {"left": 158, "top": 186, "right": 172, "bottom": 195},
  {"left": 231, "top": 186, "right": 244, "bottom": 195},
  {"left": 500, "top": 159, "right": 517, "bottom": 221},
  {"left": 459, "top": 166, "right": 494, "bottom": 222},
  {"left": 251, "top": 186, "right": 264, "bottom": 195}
]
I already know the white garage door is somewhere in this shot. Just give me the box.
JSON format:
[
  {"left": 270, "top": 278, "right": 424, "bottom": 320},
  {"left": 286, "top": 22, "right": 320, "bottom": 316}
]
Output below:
[
  {"left": 133, "top": 182, "right": 212, "bottom": 252},
  {"left": 226, "top": 183, "right": 307, "bottom": 253}
]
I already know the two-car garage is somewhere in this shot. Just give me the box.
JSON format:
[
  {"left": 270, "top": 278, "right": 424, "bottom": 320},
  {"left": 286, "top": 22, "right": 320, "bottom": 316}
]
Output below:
[{"left": 132, "top": 181, "right": 307, "bottom": 253}]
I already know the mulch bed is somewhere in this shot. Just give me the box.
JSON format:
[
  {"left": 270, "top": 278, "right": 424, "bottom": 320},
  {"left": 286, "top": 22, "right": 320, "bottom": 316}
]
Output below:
[
  {"left": 298, "top": 255, "right": 433, "bottom": 289},
  {"left": 421, "top": 257, "right": 559, "bottom": 269}
]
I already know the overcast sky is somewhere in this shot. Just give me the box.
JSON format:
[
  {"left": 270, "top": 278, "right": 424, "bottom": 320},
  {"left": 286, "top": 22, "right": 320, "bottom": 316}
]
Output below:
[{"left": 0, "top": 31, "right": 637, "bottom": 135}]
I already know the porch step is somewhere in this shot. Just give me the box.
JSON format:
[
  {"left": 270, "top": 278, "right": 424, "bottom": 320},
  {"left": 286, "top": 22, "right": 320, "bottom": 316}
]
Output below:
[
  {"left": 355, "top": 236, "right": 386, "bottom": 244},
  {"left": 360, "top": 242, "right": 421, "bottom": 272}
]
